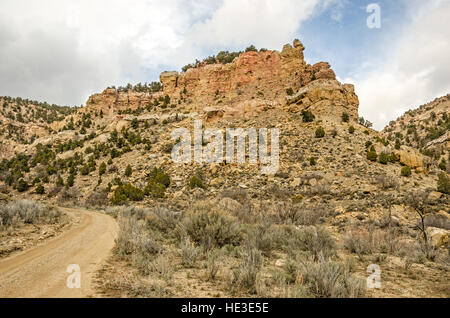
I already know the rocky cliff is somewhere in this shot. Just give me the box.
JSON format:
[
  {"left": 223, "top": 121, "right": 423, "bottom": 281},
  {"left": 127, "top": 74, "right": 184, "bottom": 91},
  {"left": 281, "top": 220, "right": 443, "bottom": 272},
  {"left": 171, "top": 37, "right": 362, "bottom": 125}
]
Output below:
[{"left": 78, "top": 40, "right": 358, "bottom": 127}]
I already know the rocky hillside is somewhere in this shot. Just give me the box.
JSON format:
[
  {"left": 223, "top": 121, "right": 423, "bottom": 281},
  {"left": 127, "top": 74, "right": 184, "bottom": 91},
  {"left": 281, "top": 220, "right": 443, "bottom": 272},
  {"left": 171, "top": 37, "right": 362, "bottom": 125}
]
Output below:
[
  {"left": 0, "top": 39, "right": 447, "bottom": 205},
  {"left": 0, "top": 39, "right": 449, "bottom": 298},
  {"left": 382, "top": 95, "right": 449, "bottom": 173},
  {"left": 0, "top": 96, "right": 75, "bottom": 158}
]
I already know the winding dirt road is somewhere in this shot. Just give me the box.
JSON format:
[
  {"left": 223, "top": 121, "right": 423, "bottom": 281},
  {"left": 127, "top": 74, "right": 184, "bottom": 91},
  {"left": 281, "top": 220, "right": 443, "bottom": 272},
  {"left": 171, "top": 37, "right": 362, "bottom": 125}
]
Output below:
[{"left": 0, "top": 207, "right": 118, "bottom": 298}]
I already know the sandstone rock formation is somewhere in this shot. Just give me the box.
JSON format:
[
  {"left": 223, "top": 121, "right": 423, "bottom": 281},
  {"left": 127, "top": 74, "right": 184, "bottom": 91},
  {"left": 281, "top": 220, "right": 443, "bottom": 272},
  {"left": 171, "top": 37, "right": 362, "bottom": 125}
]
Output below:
[
  {"left": 286, "top": 79, "right": 359, "bottom": 122},
  {"left": 395, "top": 146, "right": 429, "bottom": 173}
]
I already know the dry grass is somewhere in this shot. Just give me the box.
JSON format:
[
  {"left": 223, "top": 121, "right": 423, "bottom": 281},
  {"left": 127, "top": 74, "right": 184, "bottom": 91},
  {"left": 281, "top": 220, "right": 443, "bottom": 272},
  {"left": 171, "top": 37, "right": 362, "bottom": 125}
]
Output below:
[{"left": 0, "top": 200, "right": 63, "bottom": 231}]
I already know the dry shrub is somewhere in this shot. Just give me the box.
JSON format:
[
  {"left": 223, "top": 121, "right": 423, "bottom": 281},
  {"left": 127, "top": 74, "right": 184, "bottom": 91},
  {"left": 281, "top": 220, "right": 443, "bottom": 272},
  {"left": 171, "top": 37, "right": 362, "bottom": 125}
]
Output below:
[
  {"left": 179, "top": 203, "right": 242, "bottom": 251},
  {"left": 343, "top": 230, "right": 373, "bottom": 256},
  {"left": 151, "top": 255, "right": 173, "bottom": 281},
  {"left": 220, "top": 188, "right": 248, "bottom": 203},
  {"left": 374, "top": 174, "right": 399, "bottom": 190},
  {"left": 146, "top": 206, "right": 181, "bottom": 234},
  {"left": 0, "top": 200, "right": 63, "bottom": 229},
  {"left": 283, "top": 226, "right": 336, "bottom": 260},
  {"left": 297, "top": 205, "right": 329, "bottom": 225},
  {"left": 0, "top": 184, "right": 9, "bottom": 194},
  {"left": 298, "top": 256, "right": 366, "bottom": 298},
  {"left": 425, "top": 214, "right": 450, "bottom": 230},
  {"left": 102, "top": 273, "right": 168, "bottom": 298},
  {"left": 57, "top": 187, "right": 79, "bottom": 204},
  {"left": 231, "top": 248, "right": 263, "bottom": 293},
  {"left": 344, "top": 228, "right": 401, "bottom": 257},
  {"left": 244, "top": 224, "right": 283, "bottom": 256},
  {"left": 47, "top": 185, "right": 62, "bottom": 197},
  {"left": 115, "top": 215, "right": 162, "bottom": 274},
  {"left": 85, "top": 190, "right": 108, "bottom": 207},
  {"left": 309, "top": 182, "right": 331, "bottom": 196},
  {"left": 301, "top": 173, "right": 324, "bottom": 182},
  {"left": 266, "top": 184, "right": 291, "bottom": 200},
  {"left": 207, "top": 250, "right": 220, "bottom": 281},
  {"left": 179, "top": 238, "right": 199, "bottom": 268}
]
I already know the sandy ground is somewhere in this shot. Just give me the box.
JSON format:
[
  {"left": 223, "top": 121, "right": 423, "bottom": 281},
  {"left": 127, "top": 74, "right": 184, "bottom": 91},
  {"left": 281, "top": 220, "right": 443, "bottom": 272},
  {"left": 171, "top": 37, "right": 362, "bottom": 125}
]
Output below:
[{"left": 0, "top": 207, "right": 118, "bottom": 298}]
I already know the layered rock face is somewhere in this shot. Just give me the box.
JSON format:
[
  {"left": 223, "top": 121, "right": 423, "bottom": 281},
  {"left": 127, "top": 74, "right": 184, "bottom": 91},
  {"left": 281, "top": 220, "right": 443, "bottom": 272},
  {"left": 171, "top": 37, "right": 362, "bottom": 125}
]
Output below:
[
  {"left": 157, "top": 40, "right": 358, "bottom": 121},
  {"left": 77, "top": 40, "right": 359, "bottom": 127},
  {"left": 160, "top": 50, "right": 284, "bottom": 98},
  {"left": 285, "top": 79, "right": 359, "bottom": 121},
  {"left": 85, "top": 89, "right": 156, "bottom": 115}
]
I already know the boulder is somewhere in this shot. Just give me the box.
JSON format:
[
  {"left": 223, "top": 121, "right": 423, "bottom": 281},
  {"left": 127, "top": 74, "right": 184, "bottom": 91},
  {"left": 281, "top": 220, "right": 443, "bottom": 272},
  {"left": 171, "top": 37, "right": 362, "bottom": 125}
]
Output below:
[
  {"left": 395, "top": 147, "right": 428, "bottom": 173},
  {"left": 426, "top": 227, "right": 449, "bottom": 248},
  {"left": 160, "top": 71, "right": 179, "bottom": 94}
]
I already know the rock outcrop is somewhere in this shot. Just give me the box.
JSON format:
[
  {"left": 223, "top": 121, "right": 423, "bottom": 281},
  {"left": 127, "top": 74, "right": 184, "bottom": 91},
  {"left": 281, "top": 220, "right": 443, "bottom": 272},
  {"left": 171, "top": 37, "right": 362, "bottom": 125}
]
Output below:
[
  {"left": 395, "top": 146, "right": 430, "bottom": 173},
  {"left": 154, "top": 40, "right": 358, "bottom": 121},
  {"left": 286, "top": 79, "right": 359, "bottom": 121}
]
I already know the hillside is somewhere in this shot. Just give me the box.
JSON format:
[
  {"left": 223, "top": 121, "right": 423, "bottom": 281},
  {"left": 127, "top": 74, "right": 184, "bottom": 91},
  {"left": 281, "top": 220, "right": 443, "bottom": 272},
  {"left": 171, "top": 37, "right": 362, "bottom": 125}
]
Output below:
[
  {"left": 0, "top": 96, "right": 76, "bottom": 158},
  {"left": 0, "top": 39, "right": 448, "bottom": 298},
  {"left": 382, "top": 95, "right": 449, "bottom": 173}
]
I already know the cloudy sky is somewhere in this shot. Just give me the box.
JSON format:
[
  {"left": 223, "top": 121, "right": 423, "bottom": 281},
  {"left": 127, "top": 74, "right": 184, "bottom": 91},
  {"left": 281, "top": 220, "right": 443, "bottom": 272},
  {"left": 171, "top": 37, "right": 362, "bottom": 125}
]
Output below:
[{"left": 0, "top": 0, "right": 448, "bottom": 130}]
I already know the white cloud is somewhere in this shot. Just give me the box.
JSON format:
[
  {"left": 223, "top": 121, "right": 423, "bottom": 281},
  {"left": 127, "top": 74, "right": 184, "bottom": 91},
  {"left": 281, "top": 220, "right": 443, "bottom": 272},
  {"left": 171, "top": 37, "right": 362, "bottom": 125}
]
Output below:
[
  {"left": 189, "top": 0, "right": 320, "bottom": 49},
  {"left": 0, "top": 0, "right": 328, "bottom": 106},
  {"left": 354, "top": 0, "right": 450, "bottom": 130}
]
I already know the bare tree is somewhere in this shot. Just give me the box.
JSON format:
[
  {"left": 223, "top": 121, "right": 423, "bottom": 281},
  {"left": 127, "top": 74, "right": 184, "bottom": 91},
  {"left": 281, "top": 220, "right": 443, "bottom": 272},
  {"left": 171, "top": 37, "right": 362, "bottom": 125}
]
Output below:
[{"left": 404, "top": 191, "right": 435, "bottom": 258}]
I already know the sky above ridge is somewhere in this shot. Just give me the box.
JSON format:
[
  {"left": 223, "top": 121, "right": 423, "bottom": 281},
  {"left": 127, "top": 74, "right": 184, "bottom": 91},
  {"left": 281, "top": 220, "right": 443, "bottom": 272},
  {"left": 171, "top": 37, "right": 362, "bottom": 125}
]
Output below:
[{"left": 0, "top": 0, "right": 448, "bottom": 130}]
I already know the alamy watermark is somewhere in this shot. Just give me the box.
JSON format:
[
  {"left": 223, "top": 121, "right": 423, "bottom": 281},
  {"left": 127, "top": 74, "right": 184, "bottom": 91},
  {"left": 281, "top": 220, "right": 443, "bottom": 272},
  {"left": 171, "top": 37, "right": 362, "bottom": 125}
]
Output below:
[
  {"left": 367, "top": 3, "right": 381, "bottom": 29},
  {"left": 366, "top": 264, "right": 381, "bottom": 289},
  {"left": 171, "top": 120, "right": 279, "bottom": 175},
  {"left": 66, "top": 264, "right": 81, "bottom": 289}
]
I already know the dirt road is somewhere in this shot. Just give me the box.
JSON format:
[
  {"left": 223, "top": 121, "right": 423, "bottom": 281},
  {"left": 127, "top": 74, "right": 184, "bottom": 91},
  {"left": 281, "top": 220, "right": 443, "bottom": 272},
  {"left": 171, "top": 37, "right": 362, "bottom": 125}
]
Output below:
[{"left": 0, "top": 207, "right": 118, "bottom": 298}]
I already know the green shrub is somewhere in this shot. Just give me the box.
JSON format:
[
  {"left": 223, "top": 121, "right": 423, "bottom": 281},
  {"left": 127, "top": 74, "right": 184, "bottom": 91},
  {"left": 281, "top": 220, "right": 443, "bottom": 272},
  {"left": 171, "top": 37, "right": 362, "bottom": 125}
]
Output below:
[
  {"left": 437, "top": 172, "right": 450, "bottom": 194},
  {"left": 301, "top": 110, "right": 315, "bottom": 123},
  {"left": 66, "top": 174, "right": 75, "bottom": 188},
  {"left": 349, "top": 126, "right": 355, "bottom": 134},
  {"left": 367, "top": 150, "right": 378, "bottom": 162},
  {"left": 378, "top": 152, "right": 389, "bottom": 165},
  {"left": 142, "top": 168, "right": 170, "bottom": 199},
  {"left": 439, "top": 159, "right": 447, "bottom": 171},
  {"left": 245, "top": 45, "right": 257, "bottom": 52},
  {"left": 315, "top": 127, "right": 325, "bottom": 138},
  {"left": 401, "top": 166, "right": 412, "bottom": 177},
  {"left": 56, "top": 176, "right": 64, "bottom": 187},
  {"left": 125, "top": 164, "right": 132, "bottom": 177},
  {"left": 189, "top": 175, "right": 206, "bottom": 189},
  {"left": 17, "top": 179, "right": 29, "bottom": 192},
  {"left": 388, "top": 153, "right": 398, "bottom": 163},
  {"left": 99, "top": 162, "right": 106, "bottom": 176},
  {"left": 149, "top": 167, "right": 170, "bottom": 188},
  {"left": 331, "top": 129, "right": 338, "bottom": 138},
  {"left": 341, "top": 112, "right": 350, "bottom": 123},
  {"left": 111, "top": 183, "right": 144, "bottom": 205},
  {"left": 80, "top": 165, "right": 90, "bottom": 176},
  {"left": 144, "top": 179, "right": 166, "bottom": 198},
  {"left": 286, "top": 88, "right": 294, "bottom": 96},
  {"left": 309, "top": 157, "right": 317, "bottom": 166},
  {"left": 36, "top": 184, "right": 45, "bottom": 195}
]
